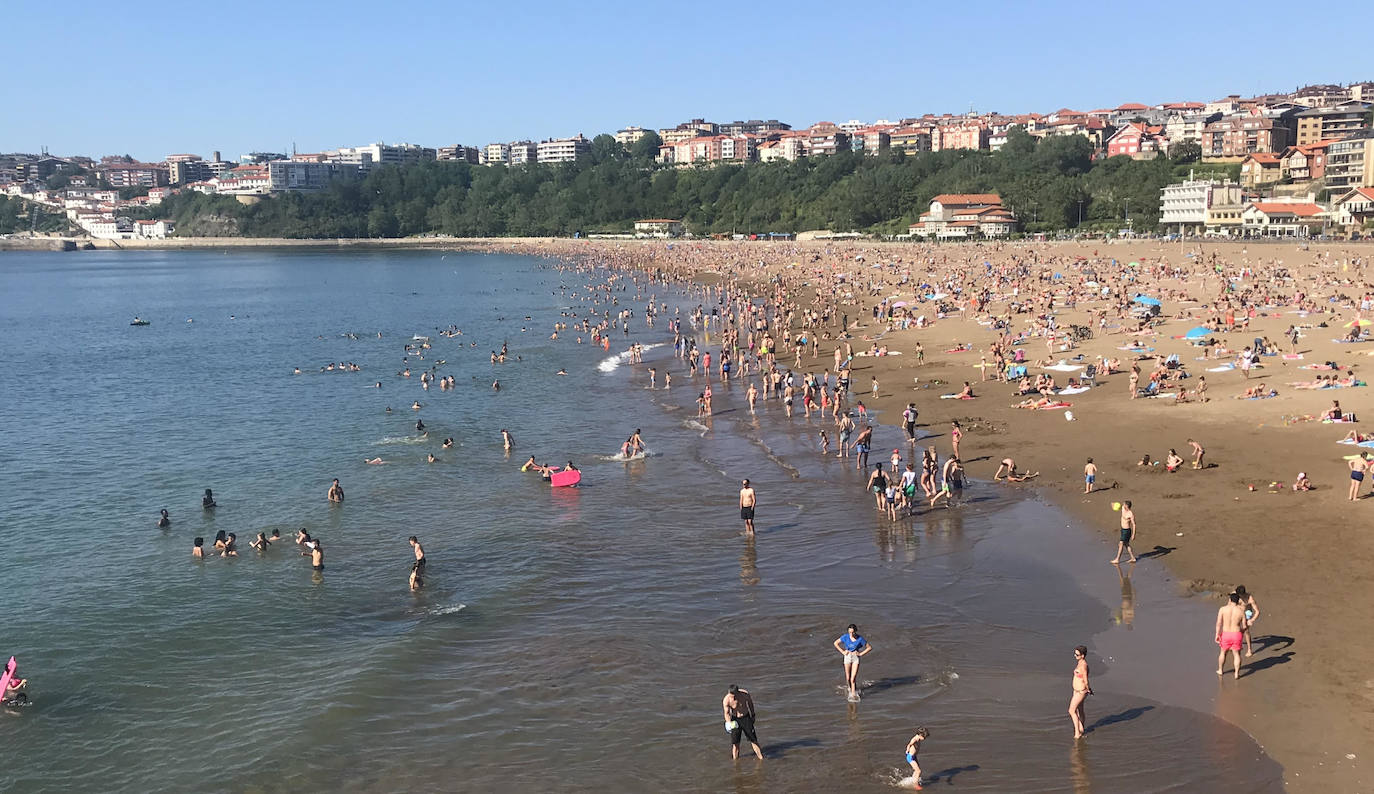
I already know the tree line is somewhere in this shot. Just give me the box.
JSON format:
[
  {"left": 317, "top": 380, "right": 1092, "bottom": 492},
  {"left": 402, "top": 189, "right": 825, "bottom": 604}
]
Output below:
[{"left": 137, "top": 129, "right": 1216, "bottom": 239}]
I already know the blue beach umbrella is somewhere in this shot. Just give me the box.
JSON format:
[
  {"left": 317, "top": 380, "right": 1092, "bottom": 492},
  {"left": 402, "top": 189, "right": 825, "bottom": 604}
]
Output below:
[
  {"left": 1183, "top": 326, "right": 1211, "bottom": 340},
  {"left": 1132, "top": 295, "right": 1161, "bottom": 306}
]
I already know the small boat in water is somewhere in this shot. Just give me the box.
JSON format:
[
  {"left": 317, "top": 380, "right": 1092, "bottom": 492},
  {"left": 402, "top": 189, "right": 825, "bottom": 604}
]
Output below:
[{"left": 130, "top": 317, "right": 151, "bottom": 326}]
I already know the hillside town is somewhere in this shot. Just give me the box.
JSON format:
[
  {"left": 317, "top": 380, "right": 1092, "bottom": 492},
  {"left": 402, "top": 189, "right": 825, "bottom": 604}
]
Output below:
[{"left": 3, "top": 81, "right": 1372, "bottom": 241}]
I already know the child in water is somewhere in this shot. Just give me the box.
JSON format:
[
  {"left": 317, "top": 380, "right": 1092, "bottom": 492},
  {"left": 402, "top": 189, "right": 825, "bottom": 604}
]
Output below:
[{"left": 905, "top": 727, "right": 930, "bottom": 788}]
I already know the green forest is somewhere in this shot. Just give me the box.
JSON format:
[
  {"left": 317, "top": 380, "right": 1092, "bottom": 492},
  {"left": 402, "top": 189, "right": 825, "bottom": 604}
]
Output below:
[{"left": 139, "top": 129, "right": 1227, "bottom": 239}]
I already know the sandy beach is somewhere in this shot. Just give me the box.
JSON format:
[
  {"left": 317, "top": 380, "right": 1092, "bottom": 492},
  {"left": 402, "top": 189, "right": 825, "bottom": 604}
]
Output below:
[{"left": 500, "top": 235, "right": 1373, "bottom": 791}]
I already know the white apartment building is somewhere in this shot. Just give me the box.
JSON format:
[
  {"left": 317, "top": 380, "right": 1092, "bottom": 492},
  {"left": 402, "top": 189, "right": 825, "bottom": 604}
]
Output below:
[
  {"left": 1159, "top": 179, "right": 1243, "bottom": 232},
  {"left": 1163, "top": 112, "right": 1220, "bottom": 151},
  {"left": 134, "top": 219, "right": 174, "bottom": 239},
  {"left": 484, "top": 143, "right": 511, "bottom": 165},
  {"left": 615, "top": 127, "right": 650, "bottom": 147},
  {"left": 537, "top": 135, "right": 591, "bottom": 163},
  {"left": 718, "top": 136, "right": 757, "bottom": 161},
  {"left": 327, "top": 142, "right": 435, "bottom": 168},
  {"left": 508, "top": 141, "right": 538, "bottom": 165}
]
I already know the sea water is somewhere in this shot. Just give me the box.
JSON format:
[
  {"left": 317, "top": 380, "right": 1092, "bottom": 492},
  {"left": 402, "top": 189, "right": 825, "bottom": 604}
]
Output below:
[{"left": 0, "top": 250, "right": 1280, "bottom": 792}]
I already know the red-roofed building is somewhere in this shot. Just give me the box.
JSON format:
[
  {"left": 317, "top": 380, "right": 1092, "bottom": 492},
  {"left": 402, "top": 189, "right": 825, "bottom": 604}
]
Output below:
[
  {"left": 1241, "top": 200, "right": 1328, "bottom": 236},
  {"left": 1281, "top": 141, "right": 1334, "bottom": 180},
  {"left": 910, "top": 194, "right": 1017, "bottom": 239},
  {"left": 1332, "top": 187, "right": 1374, "bottom": 232},
  {"left": 1240, "top": 152, "right": 1284, "bottom": 187},
  {"left": 1106, "top": 122, "right": 1166, "bottom": 158}
]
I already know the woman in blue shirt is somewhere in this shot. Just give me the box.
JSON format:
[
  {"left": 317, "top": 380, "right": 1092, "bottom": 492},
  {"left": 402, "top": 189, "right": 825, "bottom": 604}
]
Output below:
[{"left": 833, "top": 623, "right": 872, "bottom": 700}]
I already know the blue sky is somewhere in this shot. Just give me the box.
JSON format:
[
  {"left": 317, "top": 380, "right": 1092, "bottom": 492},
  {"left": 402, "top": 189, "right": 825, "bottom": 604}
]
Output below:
[{"left": 4, "top": 0, "right": 1369, "bottom": 161}]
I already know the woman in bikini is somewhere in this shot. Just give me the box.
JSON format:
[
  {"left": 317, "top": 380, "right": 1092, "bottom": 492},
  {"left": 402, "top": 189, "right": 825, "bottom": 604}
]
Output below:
[{"left": 1069, "top": 645, "right": 1092, "bottom": 739}]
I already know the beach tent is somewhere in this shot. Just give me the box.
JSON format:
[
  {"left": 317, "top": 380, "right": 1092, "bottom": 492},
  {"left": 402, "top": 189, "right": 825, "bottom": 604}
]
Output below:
[
  {"left": 1183, "top": 326, "right": 1211, "bottom": 340},
  {"left": 1132, "top": 295, "right": 1162, "bottom": 306}
]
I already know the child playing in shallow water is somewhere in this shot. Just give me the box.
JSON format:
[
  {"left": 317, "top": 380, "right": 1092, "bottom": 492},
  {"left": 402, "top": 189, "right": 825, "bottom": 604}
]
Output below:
[{"left": 905, "top": 727, "right": 929, "bottom": 788}]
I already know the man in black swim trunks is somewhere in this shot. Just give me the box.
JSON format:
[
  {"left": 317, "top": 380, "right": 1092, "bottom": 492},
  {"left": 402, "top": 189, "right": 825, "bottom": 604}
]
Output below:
[
  {"left": 739, "top": 479, "right": 757, "bottom": 535},
  {"left": 409, "top": 536, "right": 426, "bottom": 576},
  {"left": 722, "top": 684, "right": 763, "bottom": 760}
]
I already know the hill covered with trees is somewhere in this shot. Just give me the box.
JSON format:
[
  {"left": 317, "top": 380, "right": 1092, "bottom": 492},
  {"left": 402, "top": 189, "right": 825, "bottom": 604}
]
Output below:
[{"left": 144, "top": 129, "right": 1227, "bottom": 239}]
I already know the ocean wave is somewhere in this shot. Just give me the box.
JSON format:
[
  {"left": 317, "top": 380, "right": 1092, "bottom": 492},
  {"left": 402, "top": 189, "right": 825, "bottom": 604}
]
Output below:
[{"left": 596, "top": 342, "right": 665, "bottom": 374}]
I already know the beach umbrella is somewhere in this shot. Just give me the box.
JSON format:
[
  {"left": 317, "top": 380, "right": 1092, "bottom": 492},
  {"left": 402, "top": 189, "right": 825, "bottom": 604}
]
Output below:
[
  {"left": 1132, "top": 295, "right": 1161, "bottom": 306},
  {"left": 893, "top": 301, "right": 908, "bottom": 308},
  {"left": 1128, "top": 261, "right": 1140, "bottom": 267},
  {"left": 1184, "top": 326, "right": 1211, "bottom": 340},
  {"left": 1345, "top": 319, "right": 1373, "bottom": 329}
]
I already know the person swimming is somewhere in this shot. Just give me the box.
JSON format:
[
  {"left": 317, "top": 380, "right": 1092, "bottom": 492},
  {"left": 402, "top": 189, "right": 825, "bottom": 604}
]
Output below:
[
  {"left": 202, "top": 488, "right": 216, "bottom": 509},
  {"left": 156, "top": 509, "right": 170, "bottom": 528}
]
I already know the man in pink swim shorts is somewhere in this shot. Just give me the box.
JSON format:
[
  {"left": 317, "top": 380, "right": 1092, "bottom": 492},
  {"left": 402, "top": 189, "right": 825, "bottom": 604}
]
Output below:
[{"left": 1215, "top": 592, "right": 1248, "bottom": 678}]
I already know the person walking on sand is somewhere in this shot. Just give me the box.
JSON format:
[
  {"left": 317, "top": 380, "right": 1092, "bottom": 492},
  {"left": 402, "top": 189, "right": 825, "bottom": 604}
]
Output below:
[
  {"left": 1112, "top": 501, "right": 1137, "bottom": 564},
  {"left": 833, "top": 623, "right": 872, "bottom": 700},
  {"left": 1069, "top": 645, "right": 1092, "bottom": 739},
  {"left": 902, "top": 403, "right": 918, "bottom": 443},
  {"left": 1187, "top": 438, "right": 1205, "bottom": 470},
  {"left": 903, "top": 728, "right": 930, "bottom": 789},
  {"left": 739, "top": 479, "right": 757, "bottom": 535},
  {"left": 1084, "top": 458, "right": 1098, "bottom": 494},
  {"left": 723, "top": 685, "right": 764, "bottom": 761},
  {"left": 1234, "top": 585, "right": 1260, "bottom": 657},
  {"left": 1216, "top": 592, "right": 1248, "bottom": 678}
]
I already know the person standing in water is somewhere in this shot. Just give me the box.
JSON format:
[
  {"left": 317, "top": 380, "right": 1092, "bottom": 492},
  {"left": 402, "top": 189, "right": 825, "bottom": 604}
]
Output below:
[
  {"left": 1069, "top": 645, "right": 1092, "bottom": 738},
  {"left": 722, "top": 685, "right": 763, "bottom": 761},
  {"left": 739, "top": 479, "right": 757, "bottom": 535},
  {"left": 1216, "top": 592, "right": 1247, "bottom": 678},
  {"left": 327, "top": 479, "right": 345, "bottom": 503},
  {"left": 409, "top": 535, "right": 426, "bottom": 584},
  {"left": 156, "top": 509, "right": 171, "bottom": 527},
  {"left": 501, "top": 429, "right": 514, "bottom": 451},
  {"left": 833, "top": 623, "right": 871, "bottom": 700},
  {"left": 202, "top": 488, "right": 216, "bottom": 509},
  {"left": 1112, "top": 501, "right": 1137, "bottom": 564}
]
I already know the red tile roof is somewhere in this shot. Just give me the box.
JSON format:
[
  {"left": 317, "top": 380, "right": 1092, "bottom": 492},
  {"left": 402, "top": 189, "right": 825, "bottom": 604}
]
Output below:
[
  {"left": 1245, "top": 153, "right": 1282, "bottom": 164},
  {"left": 1114, "top": 102, "right": 1149, "bottom": 111},
  {"left": 1249, "top": 202, "right": 1324, "bottom": 216},
  {"left": 932, "top": 193, "right": 1002, "bottom": 206}
]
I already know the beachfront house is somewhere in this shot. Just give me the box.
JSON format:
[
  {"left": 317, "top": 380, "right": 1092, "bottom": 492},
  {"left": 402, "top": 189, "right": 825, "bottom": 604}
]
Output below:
[
  {"left": 1332, "top": 187, "right": 1374, "bottom": 233},
  {"left": 1240, "top": 200, "right": 1328, "bottom": 237},
  {"left": 1240, "top": 152, "right": 1283, "bottom": 188},
  {"left": 909, "top": 194, "right": 1018, "bottom": 239},
  {"left": 634, "top": 219, "right": 684, "bottom": 238}
]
